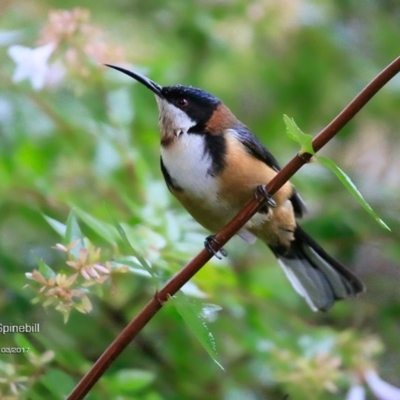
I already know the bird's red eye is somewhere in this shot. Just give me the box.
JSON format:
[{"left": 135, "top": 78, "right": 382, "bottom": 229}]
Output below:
[{"left": 177, "top": 98, "right": 188, "bottom": 107}]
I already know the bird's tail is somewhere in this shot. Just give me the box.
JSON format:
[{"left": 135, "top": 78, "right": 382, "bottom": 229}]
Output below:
[{"left": 269, "top": 226, "right": 365, "bottom": 311}]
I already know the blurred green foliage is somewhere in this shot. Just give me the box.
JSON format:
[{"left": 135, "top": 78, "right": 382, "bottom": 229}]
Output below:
[{"left": 1, "top": 1, "right": 400, "bottom": 399}]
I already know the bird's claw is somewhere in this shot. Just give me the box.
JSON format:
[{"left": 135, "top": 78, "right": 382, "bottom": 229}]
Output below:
[
  {"left": 204, "top": 235, "right": 228, "bottom": 259},
  {"left": 254, "top": 185, "right": 276, "bottom": 208}
]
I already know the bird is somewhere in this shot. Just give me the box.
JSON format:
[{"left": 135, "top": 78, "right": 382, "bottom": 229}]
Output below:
[{"left": 106, "top": 64, "right": 365, "bottom": 312}]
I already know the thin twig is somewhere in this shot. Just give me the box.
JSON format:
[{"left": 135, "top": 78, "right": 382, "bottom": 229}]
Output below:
[{"left": 67, "top": 55, "right": 400, "bottom": 400}]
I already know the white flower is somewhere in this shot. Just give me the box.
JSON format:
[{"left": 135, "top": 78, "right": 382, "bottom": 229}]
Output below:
[
  {"left": 181, "top": 281, "right": 208, "bottom": 299},
  {"left": 8, "top": 43, "right": 64, "bottom": 90},
  {"left": 364, "top": 370, "right": 400, "bottom": 400},
  {"left": 200, "top": 303, "right": 222, "bottom": 323},
  {"left": 345, "top": 384, "right": 365, "bottom": 400}
]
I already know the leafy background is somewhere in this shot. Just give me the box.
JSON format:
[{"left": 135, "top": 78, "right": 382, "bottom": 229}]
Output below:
[{"left": 1, "top": 1, "right": 400, "bottom": 399}]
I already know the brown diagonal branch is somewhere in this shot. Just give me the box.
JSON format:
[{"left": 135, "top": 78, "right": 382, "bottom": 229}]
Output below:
[{"left": 67, "top": 55, "right": 400, "bottom": 400}]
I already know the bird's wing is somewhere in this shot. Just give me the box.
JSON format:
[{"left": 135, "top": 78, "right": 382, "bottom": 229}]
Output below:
[{"left": 231, "top": 124, "right": 307, "bottom": 218}]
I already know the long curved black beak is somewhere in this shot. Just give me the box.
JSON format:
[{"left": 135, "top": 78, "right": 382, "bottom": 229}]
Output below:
[{"left": 105, "top": 64, "right": 164, "bottom": 98}]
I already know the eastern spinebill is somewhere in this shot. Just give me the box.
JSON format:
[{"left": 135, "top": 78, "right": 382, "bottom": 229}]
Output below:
[{"left": 106, "top": 64, "right": 365, "bottom": 311}]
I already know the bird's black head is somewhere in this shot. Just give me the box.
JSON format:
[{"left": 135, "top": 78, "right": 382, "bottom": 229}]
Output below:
[
  {"left": 159, "top": 85, "right": 221, "bottom": 131},
  {"left": 105, "top": 64, "right": 223, "bottom": 139}
]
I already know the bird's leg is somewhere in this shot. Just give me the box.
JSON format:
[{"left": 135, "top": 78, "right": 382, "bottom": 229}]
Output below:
[
  {"left": 204, "top": 235, "right": 228, "bottom": 259},
  {"left": 254, "top": 185, "right": 277, "bottom": 213}
]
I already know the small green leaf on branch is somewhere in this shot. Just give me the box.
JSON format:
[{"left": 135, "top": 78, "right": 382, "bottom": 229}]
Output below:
[
  {"left": 317, "top": 156, "right": 391, "bottom": 231},
  {"left": 107, "top": 205, "right": 158, "bottom": 282},
  {"left": 170, "top": 291, "right": 224, "bottom": 370},
  {"left": 284, "top": 114, "right": 315, "bottom": 155}
]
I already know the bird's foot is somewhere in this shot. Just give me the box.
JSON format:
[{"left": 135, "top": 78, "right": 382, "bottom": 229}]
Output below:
[
  {"left": 204, "top": 235, "right": 228, "bottom": 259},
  {"left": 254, "top": 185, "right": 276, "bottom": 210}
]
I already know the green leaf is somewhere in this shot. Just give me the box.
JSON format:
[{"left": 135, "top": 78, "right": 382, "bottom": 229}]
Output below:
[
  {"left": 111, "top": 368, "right": 155, "bottom": 392},
  {"left": 113, "top": 258, "right": 153, "bottom": 277},
  {"left": 39, "top": 368, "right": 75, "bottom": 399},
  {"left": 37, "top": 259, "right": 56, "bottom": 280},
  {"left": 170, "top": 291, "right": 224, "bottom": 370},
  {"left": 106, "top": 205, "right": 158, "bottom": 281},
  {"left": 317, "top": 155, "right": 391, "bottom": 231},
  {"left": 65, "top": 210, "right": 83, "bottom": 245},
  {"left": 65, "top": 210, "right": 85, "bottom": 258},
  {"left": 43, "top": 215, "right": 67, "bottom": 237},
  {"left": 283, "top": 115, "right": 390, "bottom": 231},
  {"left": 14, "top": 333, "right": 38, "bottom": 357},
  {"left": 73, "top": 207, "right": 118, "bottom": 244},
  {"left": 284, "top": 114, "right": 315, "bottom": 155}
]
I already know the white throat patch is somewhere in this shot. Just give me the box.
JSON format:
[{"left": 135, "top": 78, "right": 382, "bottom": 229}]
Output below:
[
  {"left": 156, "top": 97, "right": 196, "bottom": 138},
  {"left": 161, "top": 134, "right": 217, "bottom": 199}
]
